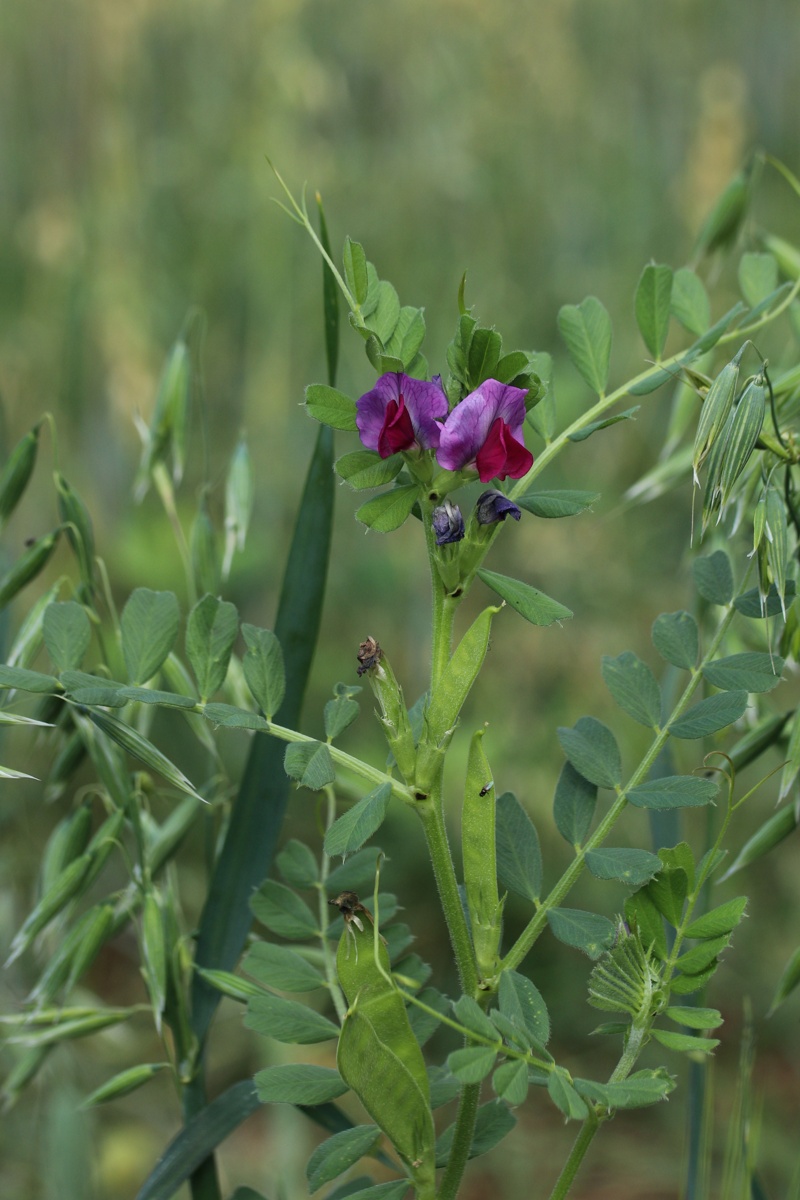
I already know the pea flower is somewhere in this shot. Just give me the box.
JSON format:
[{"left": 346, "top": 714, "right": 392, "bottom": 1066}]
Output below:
[
  {"left": 356, "top": 372, "right": 448, "bottom": 459},
  {"left": 431, "top": 499, "right": 465, "bottom": 545},
  {"left": 475, "top": 490, "right": 521, "bottom": 525},
  {"left": 436, "top": 380, "right": 533, "bottom": 482}
]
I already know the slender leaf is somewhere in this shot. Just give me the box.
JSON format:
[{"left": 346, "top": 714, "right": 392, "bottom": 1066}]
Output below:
[
  {"left": 627, "top": 775, "right": 717, "bottom": 810},
  {"left": 476, "top": 568, "right": 572, "bottom": 626},
  {"left": 495, "top": 791, "right": 542, "bottom": 902},
  {"left": 254, "top": 1065, "right": 347, "bottom": 1105},
  {"left": 324, "top": 784, "right": 392, "bottom": 858},
  {"left": 585, "top": 847, "right": 662, "bottom": 885},
  {"left": 668, "top": 692, "right": 748, "bottom": 739}
]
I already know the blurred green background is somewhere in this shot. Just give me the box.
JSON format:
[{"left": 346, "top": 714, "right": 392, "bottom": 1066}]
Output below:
[{"left": 2, "top": 1, "right": 800, "bottom": 1197}]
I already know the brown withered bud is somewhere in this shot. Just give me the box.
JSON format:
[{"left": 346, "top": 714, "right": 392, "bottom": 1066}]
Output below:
[
  {"left": 357, "top": 636, "right": 383, "bottom": 677},
  {"left": 328, "top": 891, "right": 374, "bottom": 930}
]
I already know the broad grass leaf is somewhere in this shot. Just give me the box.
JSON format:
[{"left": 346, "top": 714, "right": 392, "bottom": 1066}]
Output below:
[
  {"left": 557, "top": 716, "right": 621, "bottom": 790},
  {"left": 546, "top": 908, "right": 615, "bottom": 959},
  {"left": 120, "top": 589, "right": 180, "bottom": 685},
  {"left": 117, "top": 1080, "right": 261, "bottom": 1200},
  {"left": 557, "top": 297, "right": 612, "bottom": 394}
]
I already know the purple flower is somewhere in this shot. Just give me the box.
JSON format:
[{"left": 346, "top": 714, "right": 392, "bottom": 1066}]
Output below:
[
  {"left": 431, "top": 500, "right": 465, "bottom": 545},
  {"left": 436, "top": 380, "right": 534, "bottom": 482},
  {"left": 475, "top": 490, "right": 521, "bottom": 525},
  {"left": 356, "top": 372, "right": 449, "bottom": 459}
]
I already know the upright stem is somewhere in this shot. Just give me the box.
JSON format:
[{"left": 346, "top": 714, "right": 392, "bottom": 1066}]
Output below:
[
  {"left": 437, "top": 1083, "right": 480, "bottom": 1200},
  {"left": 547, "top": 1109, "right": 600, "bottom": 1200},
  {"left": 418, "top": 792, "right": 478, "bottom": 998}
]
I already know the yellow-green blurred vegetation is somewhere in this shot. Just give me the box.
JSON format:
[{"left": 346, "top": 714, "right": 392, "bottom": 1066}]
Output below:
[{"left": 2, "top": 1, "right": 800, "bottom": 1197}]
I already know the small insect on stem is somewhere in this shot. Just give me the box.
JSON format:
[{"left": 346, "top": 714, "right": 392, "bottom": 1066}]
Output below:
[{"left": 479, "top": 781, "right": 494, "bottom": 797}]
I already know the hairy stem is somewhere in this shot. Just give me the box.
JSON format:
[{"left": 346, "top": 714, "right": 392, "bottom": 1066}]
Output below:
[
  {"left": 547, "top": 1108, "right": 600, "bottom": 1200},
  {"left": 437, "top": 1082, "right": 480, "bottom": 1200},
  {"left": 418, "top": 793, "right": 478, "bottom": 997}
]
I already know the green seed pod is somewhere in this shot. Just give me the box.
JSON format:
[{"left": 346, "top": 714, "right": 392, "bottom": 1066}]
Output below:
[
  {"left": 7, "top": 853, "right": 93, "bottom": 965},
  {"left": 1, "top": 1046, "right": 52, "bottom": 1107},
  {"left": 28, "top": 902, "right": 113, "bottom": 1004},
  {"left": 82, "top": 1062, "right": 169, "bottom": 1108},
  {"left": 694, "top": 164, "right": 752, "bottom": 259},
  {"left": 45, "top": 730, "right": 89, "bottom": 802},
  {"left": 461, "top": 729, "right": 503, "bottom": 982},
  {"left": 765, "top": 486, "right": 789, "bottom": 613},
  {"left": 6, "top": 580, "right": 61, "bottom": 668},
  {"left": 751, "top": 492, "right": 767, "bottom": 558},
  {"left": 7, "top": 1007, "right": 136, "bottom": 1047},
  {"left": 190, "top": 495, "right": 220, "bottom": 598},
  {"left": 727, "top": 711, "right": 790, "bottom": 772},
  {"left": 63, "top": 902, "right": 116, "bottom": 994},
  {"left": 722, "top": 801, "right": 797, "bottom": 879},
  {"left": 55, "top": 474, "right": 95, "bottom": 593},
  {"left": 40, "top": 801, "right": 93, "bottom": 895},
  {"left": 424, "top": 605, "right": 500, "bottom": 748},
  {"left": 223, "top": 436, "right": 254, "bottom": 580},
  {"left": 0, "top": 424, "right": 40, "bottom": 529},
  {"left": 356, "top": 638, "right": 417, "bottom": 783},
  {"left": 692, "top": 348, "right": 743, "bottom": 478},
  {"left": 717, "top": 374, "right": 766, "bottom": 509},
  {"left": 194, "top": 967, "right": 265, "bottom": 1005},
  {"left": 141, "top": 889, "right": 167, "bottom": 1030},
  {"left": 0, "top": 528, "right": 61, "bottom": 610}
]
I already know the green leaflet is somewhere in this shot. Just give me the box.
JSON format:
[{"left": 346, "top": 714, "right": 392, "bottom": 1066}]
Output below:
[
  {"left": 250, "top": 880, "right": 318, "bottom": 940},
  {"left": 557, "top": 716, "right": 621, "bottom": 790},
  {"left": 254, "top": 1065, "right": 347, "bottom": 1106},
  {"left": 547, "top": 908, "right": 615, "bottom": 960},
  {"left": 557, "top": 296, "right": 612, "bottom": 394},
  {"left": 242, "top": 624, "right": 285, "bottom": 721},
  {"left": 495, "top": 791, "right": 543, "bottom": 903},
  {"left": 651, "top": 610, "right": 698, "bottom": 669},
  {"left": 671, "top": 268, "right": 711, "bottom": 335},
  {"left": 244, "top": 992, "right": 339, "bottom": 1044},
  {"left": 692, "top": 550, "right": 733, "bottom": 606},
  {"left": 435, "top": 1100, "right": 516, "bottom": 1167},
  {"left": 668, "top": 691, "right": 748, "bottom": 739},
  {"left": 243, "top": 941, "right": 325, "bottom": 992},
  {"left": 476, "top": 569, "right": 572, "bottom": 626},
  {"left": 324, "top": 784, "right": 392, "bottom": 859},
  {"left": 186, "top": 594, "right": 239, "bottom": 702},
  {"left": 42, "top": 602, "right": 91, "bottom": 673},
  {"left": 356, "top": 486, "right": 420, "bottom": 533},
  {"left": 585, "top": 848, "right": 662, "bottom": 885},
  {"left": 601, "top": 650, "right": 662, "bottom": 728},
  {"left": 336, "top": 924, "right": 435, "bottom": 1177},
  {"left": 306, "top": 1125, "right": 383, "bottom": 1193},
  {"left": 553, "top": 761, "right": 597, "bottom": 846},
  {"left": 634, "top": 263, "right": 673, "bottom": 359},
  {"left": 120, "top": 588, "right": 180, "bottom": 685}
]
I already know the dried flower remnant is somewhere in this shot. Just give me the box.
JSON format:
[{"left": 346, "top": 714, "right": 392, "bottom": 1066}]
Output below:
[
  {"left": 475, "top": 490, "right": 522, "bottom": 525},
  {"left": 432, "top": 500, "right": 465, "bottom": 545},
  {"left": 328, "top": 890, "right": 374, "bottom": 932},
  {"left": 356, "top": 636, "right": 382, "bottom": 677}
]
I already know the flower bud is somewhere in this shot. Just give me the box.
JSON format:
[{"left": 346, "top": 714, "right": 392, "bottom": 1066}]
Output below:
[
  {"left": 475, "top": 490, "right": 521, "bottom": 525},
  {"left": 431, "top": 500, "right": 465, "bottom": 545}
]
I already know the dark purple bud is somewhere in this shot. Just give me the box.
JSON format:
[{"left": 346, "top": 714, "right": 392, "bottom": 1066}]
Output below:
[
  {"left": 431, "top": 500, "right": 465, "bottom": 545},
  {"left": 475, "top": 490, "right": 521, "bottom": 525}
]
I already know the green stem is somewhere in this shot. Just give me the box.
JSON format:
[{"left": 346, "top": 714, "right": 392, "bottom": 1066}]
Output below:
[
  {"left": 418, "top": 793, "right": 478, "bottom": 997},
  {"left": 437, "top": 1082, "right": 480, "bottom": 1200},
  {"left": 547, "top": 1108, "right": 600, "bottom": 1200},
  {"left": 320, "top": 787, "right": 348, "bottom": 1022},
  {"left": 500, "top": 598, "right": 738, "bottom": 974}
]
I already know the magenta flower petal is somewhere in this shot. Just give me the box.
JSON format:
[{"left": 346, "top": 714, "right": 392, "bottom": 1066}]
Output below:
[
  {"left": 436, "top": 380, "right": 532, "bottom": 480},
  {"left": 356, "top": 373, "right": 449, "bottom": 459}
]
